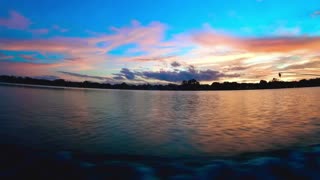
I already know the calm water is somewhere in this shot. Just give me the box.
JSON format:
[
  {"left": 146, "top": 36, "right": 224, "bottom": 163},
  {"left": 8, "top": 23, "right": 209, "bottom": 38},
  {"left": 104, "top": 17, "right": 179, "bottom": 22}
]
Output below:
[{"left": 0, "top": 84, "right": 319, "bottom": 158}]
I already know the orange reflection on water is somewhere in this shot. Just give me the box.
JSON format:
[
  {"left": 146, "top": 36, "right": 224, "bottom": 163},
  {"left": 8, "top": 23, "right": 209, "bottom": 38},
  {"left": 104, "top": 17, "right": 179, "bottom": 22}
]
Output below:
[{"left": 0, "top": 85, "right": 319, "bottom": 157}]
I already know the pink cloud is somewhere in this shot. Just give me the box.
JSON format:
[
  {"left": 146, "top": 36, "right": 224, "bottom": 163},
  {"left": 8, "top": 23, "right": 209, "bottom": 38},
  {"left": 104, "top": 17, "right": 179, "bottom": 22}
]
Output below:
[
  {"left": 92, "top": 21, "right": 168, "bottom": 53},
  {"left": 0, "top": 36, "right": 108, "bottom": 74},
  {"left": 191, "top": 31, "right": 239, "bottom": 47},
  {"left": 0, "top": 61, "right": 62, "bottom": 76},
  {"left": 0, "top": 11, "right": 31, "bottom": 30},
  {"left": 0, "top": 21, "right": 173, "bottom": 79},
  {"left": 0, "top": 57, "right": 96, "bottom": 75},
  {"left": 0, "top": 21, "right": 168, "bottom": 55},
  {"left": 0, "top": 38, "right": 96, "bottom": 53}
]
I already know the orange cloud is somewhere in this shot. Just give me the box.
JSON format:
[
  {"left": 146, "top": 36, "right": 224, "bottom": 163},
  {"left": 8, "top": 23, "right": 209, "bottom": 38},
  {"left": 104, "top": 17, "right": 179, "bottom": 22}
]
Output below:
[
  {"left": 243, "top": 37, "right": 320, "bottom": 52},
  {"left": 192, "top": 31, "right": 320, "bottom": 53}
]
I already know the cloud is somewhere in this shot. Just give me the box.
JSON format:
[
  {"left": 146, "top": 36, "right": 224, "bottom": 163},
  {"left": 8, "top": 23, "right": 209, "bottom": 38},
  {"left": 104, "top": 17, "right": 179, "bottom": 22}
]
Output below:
[
  {"left": 30, "top": 28, "right": 49, "bottom": 35},
  {"left": 112, "top": 66, "right": 240, "bottom": 82},
  {"left": 20, "top": 54, "right": 38, "bottom": 61},
  {"left": 312, "top": 11, "right": 320, "bottom": 17},
  {"left": 192, "top": 31, "right": 320, "bottom": 52},
  {"left": 140, "top": 68, "right": 239, "bottom": 82},
  {"left": 0, "top": 10, "right": 68, "bottom": 36},
  {"left": 225, "top": 65, "right": 250, "bottom": 71},
  {"left": 120, "top": 68, "right": 135, "bottom": 80},
  {"left": 0, "top": 53, "right": 14, "bottom": 60},
  {"left": 0, "top": 38, "right": 95, "bottom": 53},
  {"left": 32, "top": 75, "right": 60, "bottom": 81},
  {"left": 107, "top": 21, "right": 166, "bottom": 46},
  {"left": 58, "top": 71, "right": 111, "bottom": 81},
  {"left": 171, "top": 61, "right": 181, "bottom": 67},
  {"left": 191, "top": 31, "right": 237, "bottom": 47},
  {"left": 52, "top": 25, "right": 68, "bottom": 33},
  {"left": 0, "top": 21, "right": 170, "bottom": 64},
  {"left": 64, "top": 57, "right": 83, "bottom": 61},
  {"left": 0, "top": 20, "right": 176, "bottom": 77},
  {"left": 57, "top": 70, "right": 144, "bottom": 84},
  {"left": 0, "top": 59, "right": 99, "bottom": 77},
  {"left": 112, "top": 68, "right": 136, "bottom": 80},
  {"left": 273, "top": 27, "right": 301, "bottom": 36},
  {"left": 113, "top": 76, "right": 126, "bottom": 80},
  {"left": 110, "top": 65, "right": 241, "bottom": 83},
  {"left": 131, "top": 55, "right": 177, "bottom": 62},
  {"left": 1, "top": 19, "right": 319, "bottom": 83},
  {"left": 244, "top": 37, "right": 320, "bottom": 52},
  {"left": 0, "top": 61, "right": 63, "bottom": 76},
  {"left": 0, "top": 11, "right": 31, "bottom": 30},
  {"left": 282, "top": 58, "right": 320, "bottom": 70}
]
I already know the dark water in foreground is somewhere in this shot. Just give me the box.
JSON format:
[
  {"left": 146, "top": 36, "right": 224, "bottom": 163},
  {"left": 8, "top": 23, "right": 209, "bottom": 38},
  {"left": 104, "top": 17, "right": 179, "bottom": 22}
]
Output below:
[{"left": 0, "top": 84, "right": 319, "bottom": 158}]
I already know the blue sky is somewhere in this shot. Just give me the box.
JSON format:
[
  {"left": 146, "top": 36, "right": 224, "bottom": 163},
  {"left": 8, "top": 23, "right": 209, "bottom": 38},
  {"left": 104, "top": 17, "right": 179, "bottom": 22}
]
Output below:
[
  {"left": 1, "top": 0, "right": 319, "bottom": 35},
  {"left": 0, "top": 0, "right": 320, "bottom": 83}
]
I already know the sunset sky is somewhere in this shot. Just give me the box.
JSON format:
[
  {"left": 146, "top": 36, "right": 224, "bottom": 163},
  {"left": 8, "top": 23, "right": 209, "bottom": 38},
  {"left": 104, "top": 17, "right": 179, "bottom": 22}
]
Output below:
[{"left": 0, "top": 0, "right": 320, "bottom": 84}]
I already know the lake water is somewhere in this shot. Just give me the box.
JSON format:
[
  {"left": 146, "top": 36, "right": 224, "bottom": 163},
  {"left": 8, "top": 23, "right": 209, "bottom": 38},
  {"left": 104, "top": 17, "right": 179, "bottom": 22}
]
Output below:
[{"left": 0, "top": 84, "right": 319, "bottom": 158}]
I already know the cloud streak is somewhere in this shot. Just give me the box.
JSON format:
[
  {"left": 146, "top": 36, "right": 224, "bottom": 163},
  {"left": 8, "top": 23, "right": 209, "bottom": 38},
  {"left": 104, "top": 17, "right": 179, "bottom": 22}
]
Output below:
[
  {"left": 0, "top": 11, "right": 31, "bottom": 30},
  {"left": 191, "top": 31, "right": 320, "bottom": 52},
  {"left": 58, "top": 71, "right": 111, "bottom": 81},
  {"left": 33, "top": 75, "right": 60, "bottom": 81},
  {"left": 20, "top": 54, "right": 38, "bottom": 61},
  {"left": 52, "top": 25, "right": 68, "bottom": 33},
  {"left": 312, "top": 11, "right": 320, "bottom": 17},
  {"left": 30, "top": 28, "right": 49, "bottom": 35},
  {"left": 0, "top": 53, "right": 14, "bottom": 60},
  {"left": 282, "top": 58, "right": 320, "bottom": 70}
]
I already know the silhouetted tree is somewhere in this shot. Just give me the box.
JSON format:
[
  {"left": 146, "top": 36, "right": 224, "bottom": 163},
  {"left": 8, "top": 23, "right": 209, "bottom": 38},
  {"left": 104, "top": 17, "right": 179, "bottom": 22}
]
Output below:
[
  {"left": 260, "top": 80, "right": 267, "bottom": 84},
  {"left": 188, "top": 79, "right": 200, "bottom": 86},
  {"left": 182, "top": 80, "right": 188, "bottom": 86}
]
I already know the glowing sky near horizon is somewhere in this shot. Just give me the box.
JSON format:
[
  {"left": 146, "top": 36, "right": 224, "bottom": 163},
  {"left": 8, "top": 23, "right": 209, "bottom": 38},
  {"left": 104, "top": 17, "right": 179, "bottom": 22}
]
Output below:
[{"left": 0, "top": 0, "right": 320, "bottom": 84}]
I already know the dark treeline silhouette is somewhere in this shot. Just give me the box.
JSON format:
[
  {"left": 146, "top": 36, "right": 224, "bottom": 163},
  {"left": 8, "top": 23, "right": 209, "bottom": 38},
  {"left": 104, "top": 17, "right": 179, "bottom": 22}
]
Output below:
[{"left": 0, "top": 75, "right": 319, "bottom": 91}]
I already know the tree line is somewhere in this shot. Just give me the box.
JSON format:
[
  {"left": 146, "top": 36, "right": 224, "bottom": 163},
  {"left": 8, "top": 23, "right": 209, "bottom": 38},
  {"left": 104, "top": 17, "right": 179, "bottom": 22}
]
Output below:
[{"left": 0, "top": 75, "right": 319, "bottom": 91}]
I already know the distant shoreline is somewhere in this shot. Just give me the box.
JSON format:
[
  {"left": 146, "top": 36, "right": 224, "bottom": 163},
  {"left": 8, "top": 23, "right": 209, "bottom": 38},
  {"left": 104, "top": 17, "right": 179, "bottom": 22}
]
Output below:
[
  {"left": 0, "top": 75, "right": 320, "bottom": 91},
  {"left": 1, "top": 81, "right": 320, "bottom": 92}
]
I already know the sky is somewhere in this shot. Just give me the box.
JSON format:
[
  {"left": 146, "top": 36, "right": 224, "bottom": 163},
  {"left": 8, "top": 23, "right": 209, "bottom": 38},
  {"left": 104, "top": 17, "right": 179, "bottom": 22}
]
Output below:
[{"left": 0, "top": 0, "right": 320, "bottom": 84}]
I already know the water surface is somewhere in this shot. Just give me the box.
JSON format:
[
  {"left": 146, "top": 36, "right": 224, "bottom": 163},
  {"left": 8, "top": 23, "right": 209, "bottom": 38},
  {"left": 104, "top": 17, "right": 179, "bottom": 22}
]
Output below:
[{"left": 0, "top": 84, "right": 319, "bottom": 158}]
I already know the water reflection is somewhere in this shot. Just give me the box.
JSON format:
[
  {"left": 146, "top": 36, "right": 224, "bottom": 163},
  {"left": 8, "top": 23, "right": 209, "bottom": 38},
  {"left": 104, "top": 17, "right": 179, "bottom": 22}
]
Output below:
[{"left": 0, "top": 85, "right": 319, "bottom": 157}]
